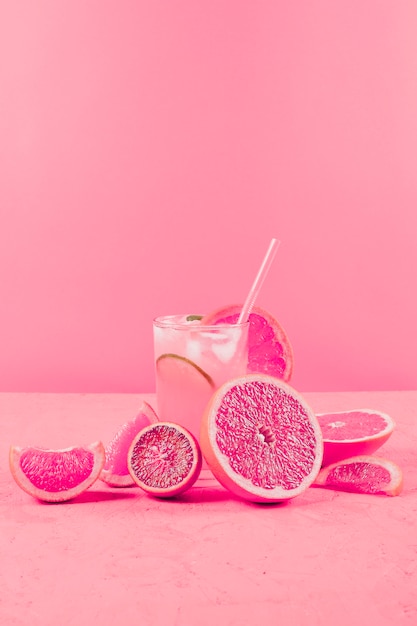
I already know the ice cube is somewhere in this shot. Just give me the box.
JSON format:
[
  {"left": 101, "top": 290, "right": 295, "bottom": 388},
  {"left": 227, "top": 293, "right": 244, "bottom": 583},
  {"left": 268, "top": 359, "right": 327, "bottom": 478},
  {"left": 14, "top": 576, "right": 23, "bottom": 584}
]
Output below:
[
  {"left": 186, "top": 337, "right": 202, "bottom": 362},
  {"left": 211, "top": 328, "right": 242, "bottom": 363}
]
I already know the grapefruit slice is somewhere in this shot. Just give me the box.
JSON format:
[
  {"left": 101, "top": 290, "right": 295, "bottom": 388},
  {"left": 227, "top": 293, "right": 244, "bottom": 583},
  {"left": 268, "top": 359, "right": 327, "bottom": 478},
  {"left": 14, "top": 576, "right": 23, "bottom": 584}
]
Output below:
[
  {"left": 128, "top": 422, "right": 202, "bottom": 497},
  {"left": 156, "top": 353, "right": 214, "bottom": 387},
  {"left": 314, "top": 455, "right": 403, "bottom": 496},
  {"left": 202, "top": 304, "right": 293, "bottom": 381},
  {"left": 316, "top": 409, "right": 395, "bottom": 466},
  {"left": 100, "top": 401, "right": 159, "bottom": 487},
  {"left": 9, "top": 441, "right": 105, "bottom": 502},
  {"left": 200, "top": 374, "right": 323, "bottom": 503},
  {"left": 155, "top": 353, "right": 215, "bottom": 437}
]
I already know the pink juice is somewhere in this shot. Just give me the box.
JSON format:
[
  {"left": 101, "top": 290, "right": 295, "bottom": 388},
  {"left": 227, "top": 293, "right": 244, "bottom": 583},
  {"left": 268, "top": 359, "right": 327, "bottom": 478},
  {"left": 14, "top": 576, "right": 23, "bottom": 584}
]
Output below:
[{"left": 153, "top": 315, "right": 249, "bottom": 442}]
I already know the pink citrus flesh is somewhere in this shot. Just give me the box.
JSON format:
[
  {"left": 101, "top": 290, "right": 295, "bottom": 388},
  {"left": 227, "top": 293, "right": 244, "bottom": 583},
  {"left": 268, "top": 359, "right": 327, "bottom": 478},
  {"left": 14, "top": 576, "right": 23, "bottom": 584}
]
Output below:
[
  {"left": 9, "top": 441, "right": 105, "bottom": 502},
  {"left": 100, "top": 401, "right": 159, "bottom": 487},
  {"left": 316, "top": 409, "right": 395, "bottom": 466},
  {"left": 200, "top": 374, "right": 323, "bottom": 503},
  {"left": 127, "top": 422, "right": 202, "bottom": 498},
  {"left": 314, "top": 455, "right": 403, "bottom": 496},
  {"left": 202, "top": 304, "right": 294, "bottom": 381}
]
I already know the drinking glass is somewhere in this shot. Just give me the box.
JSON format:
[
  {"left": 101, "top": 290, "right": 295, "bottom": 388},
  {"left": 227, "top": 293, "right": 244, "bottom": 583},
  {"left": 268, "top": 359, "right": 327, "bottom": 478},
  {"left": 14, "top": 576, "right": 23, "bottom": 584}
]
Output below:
[{"left": 153, "top": 315, "right": 249, "bottom": 444}]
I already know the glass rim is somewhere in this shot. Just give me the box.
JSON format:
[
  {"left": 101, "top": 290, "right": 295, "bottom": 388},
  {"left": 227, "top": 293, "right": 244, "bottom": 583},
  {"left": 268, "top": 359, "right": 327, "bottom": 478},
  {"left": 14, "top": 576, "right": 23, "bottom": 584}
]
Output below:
[{"left": 153, "top": 314, "right": 250, "bottom": 331}]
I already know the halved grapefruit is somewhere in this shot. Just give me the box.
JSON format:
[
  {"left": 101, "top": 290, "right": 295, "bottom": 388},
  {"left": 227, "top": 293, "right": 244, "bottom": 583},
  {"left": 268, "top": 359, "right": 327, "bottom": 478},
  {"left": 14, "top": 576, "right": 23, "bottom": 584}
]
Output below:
[
  {"left": 314, "top": 455, "right": 403, "bottom": 496},
  {"left": 202, "top": 304, "right": 293, "bottom": 381},
  {"left": 9, "top": 441, "right": 105, "bottom": 502},
  {"left": 316, "top": 409, "right": 395, "bottom": 466},
  {"left": 128, "top": 422, "right": 202, "bottom": 498},
  {"left": 100, "top": 401, "right": 159, "bottom": 487},
  {"left": 200, "top": 374, "right": 323, "bottom": 503}
]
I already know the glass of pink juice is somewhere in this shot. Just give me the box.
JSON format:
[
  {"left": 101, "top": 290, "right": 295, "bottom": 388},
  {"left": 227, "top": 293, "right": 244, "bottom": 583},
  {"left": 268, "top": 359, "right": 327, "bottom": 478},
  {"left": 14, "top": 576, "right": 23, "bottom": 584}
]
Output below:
[{"left": 153, "top": 315, "right": 249, "bottom": 444}]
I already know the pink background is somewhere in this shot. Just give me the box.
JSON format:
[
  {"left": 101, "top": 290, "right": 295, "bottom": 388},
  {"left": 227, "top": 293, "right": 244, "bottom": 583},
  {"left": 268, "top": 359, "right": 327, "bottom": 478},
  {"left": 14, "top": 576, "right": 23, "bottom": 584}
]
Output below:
[{"left": 1, "top": 1, "right": 416, "bottom": 393}]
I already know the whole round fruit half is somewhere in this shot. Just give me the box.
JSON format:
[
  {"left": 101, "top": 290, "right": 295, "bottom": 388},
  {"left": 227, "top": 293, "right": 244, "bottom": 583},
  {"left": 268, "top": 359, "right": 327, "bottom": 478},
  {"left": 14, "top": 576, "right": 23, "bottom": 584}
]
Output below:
[
  {"left": 200, "top": 374, "right": 323, "bottom": 503},
  {"left": 128, "top": 422, "right": 202, "bottom": 498},
  {"left": 316, "top": 409, "right": 395, "bottom": 466}
]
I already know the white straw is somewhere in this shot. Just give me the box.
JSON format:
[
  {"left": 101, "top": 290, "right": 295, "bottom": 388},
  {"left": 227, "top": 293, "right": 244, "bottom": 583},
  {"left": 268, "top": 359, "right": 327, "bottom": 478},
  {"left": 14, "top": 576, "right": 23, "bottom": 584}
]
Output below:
[{"left": 237, "top": 238, "right": 280, "bottom": 323}]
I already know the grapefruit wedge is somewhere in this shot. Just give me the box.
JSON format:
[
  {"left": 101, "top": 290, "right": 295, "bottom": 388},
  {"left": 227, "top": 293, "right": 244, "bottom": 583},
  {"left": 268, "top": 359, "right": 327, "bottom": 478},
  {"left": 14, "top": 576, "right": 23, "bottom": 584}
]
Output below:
[
  {"left": 200, "top": 374, "right": 323, "bottom": 503},
  {"left": 314, "top": 455, "right": 403, "bottom": 496},
  {"left": 128, "top": 422, "right": 202, "bottom": 498},
  {"left": 101, "top": 401, "right": 159, "bottom": 487},
  {"left": 316, "top": 409, "right": 395, "bottom": 466},
  {"left": 202, "top": 304, "right": 293, "bottom": 381},
  {"left": 9, "top": 441, "right": 105, "bottom": 502}
]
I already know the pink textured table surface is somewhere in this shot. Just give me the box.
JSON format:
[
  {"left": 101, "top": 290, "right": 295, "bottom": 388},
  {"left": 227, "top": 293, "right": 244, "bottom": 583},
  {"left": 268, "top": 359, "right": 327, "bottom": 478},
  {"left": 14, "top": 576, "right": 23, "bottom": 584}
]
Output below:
[{"left": 1, "top": 391, "right": 416, "bottom": 626}]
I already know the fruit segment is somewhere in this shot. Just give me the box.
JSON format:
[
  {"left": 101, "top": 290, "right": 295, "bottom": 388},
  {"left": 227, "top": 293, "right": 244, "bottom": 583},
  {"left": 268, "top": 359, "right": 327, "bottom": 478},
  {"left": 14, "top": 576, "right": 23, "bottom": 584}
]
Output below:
[
  {"left": 9, "top": 441, "right": 105, "bottom": 502},
  {"left": 100, "top": 401, "right": 159, "bottom": 487},
  {"left": 314, "top": 455, "right": 403, "bottom": 496}
]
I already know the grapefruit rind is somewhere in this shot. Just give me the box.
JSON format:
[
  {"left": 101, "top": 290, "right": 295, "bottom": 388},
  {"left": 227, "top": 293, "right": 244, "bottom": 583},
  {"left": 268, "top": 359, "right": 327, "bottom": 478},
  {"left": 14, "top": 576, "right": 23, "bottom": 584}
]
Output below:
[
  {"left": 100, "top": 401, "right": 159, "bottom": 487},
  {"left": 316, "top": 409, "right": 395, "bottom": 467},
  {"left": 9, "top": 441, "right": 105, "bottom": 502},
  {"left": 202, "top": 304, "right": 294, "bottom": 382},
  {"left": 127, "top": 422, "right": 202, "bottom": 498},
  {"left": 313, "top": 455, "right": 403, "bottom": 496},
  {"left": 201, "top": 374, "right": 323, "bottom": 503}
]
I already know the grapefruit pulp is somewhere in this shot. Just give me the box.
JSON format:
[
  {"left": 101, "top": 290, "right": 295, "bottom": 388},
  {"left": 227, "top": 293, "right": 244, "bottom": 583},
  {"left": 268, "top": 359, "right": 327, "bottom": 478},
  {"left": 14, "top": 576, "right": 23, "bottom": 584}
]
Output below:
[
  {"left": 128, "top": 422, "right": 202, "bottom": 497},
  {"left": 100, "top": 401, "right": 159, "bottom": 486},
  {"left": 316, "top": 409, "right": 395, "bottom": 466},
  {"left": 314, "top": 455, "right": 403, "bottom": 496},
  {"left": 202, "top": 304, "right": 293, "bottom": 381},
  {"left": 9, "top": 441, "right": 105, "bottom": 502},
  {"left": 200, "top": 374, "right": 323, "bottom": 503}
]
